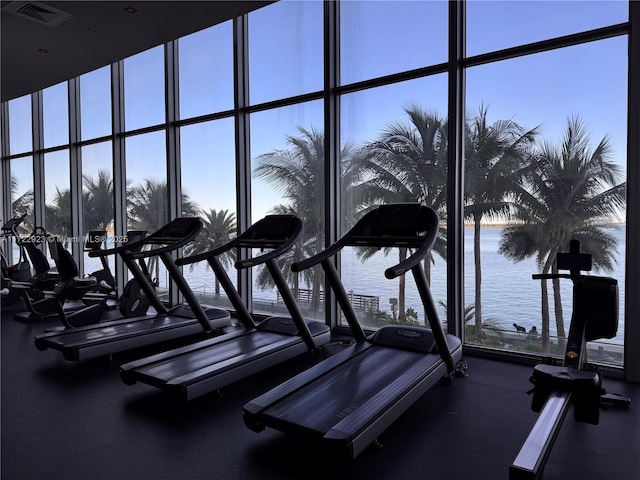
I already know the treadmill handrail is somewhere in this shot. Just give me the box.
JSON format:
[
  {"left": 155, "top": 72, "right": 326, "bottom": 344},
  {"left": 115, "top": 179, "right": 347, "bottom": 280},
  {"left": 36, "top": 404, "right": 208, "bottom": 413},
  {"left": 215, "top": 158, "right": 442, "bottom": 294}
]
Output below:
[
  {"left": 235, "top": 217, "right": 303, "bottom": 269},
  {"left": 293, "top": 204, "right": 439, "bottom": 275},
  {"left": 291, "top": 241, "right": 342, "bottom": 273},
  {"left": 177, "top": 215, "right": 303, "bottom": 269},
  {"left": 385, "top": 231, "right": 438, "bottom": 279},
  {"left": 532, "top": 272, "right": 618, "bottom": 285},
  {"left": 89, "top": 218, "right": 203, "bottom": 259}
]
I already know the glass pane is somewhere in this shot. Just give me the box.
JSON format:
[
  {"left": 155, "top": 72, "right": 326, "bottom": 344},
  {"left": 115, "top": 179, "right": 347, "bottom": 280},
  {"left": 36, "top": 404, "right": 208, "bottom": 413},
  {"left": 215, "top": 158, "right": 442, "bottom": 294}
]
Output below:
[
  {"left": 9, "top": 156, "right": 34, "bottom": 262},
  {"left": 8, "top": 95, "right": 32, "bottom": 155},
  {"left": 44, "top": 150, "right": 71, "bottom": 265},
  {"left": 467, "top": 0, "right": 629, "bottom": 56},
  {"left": 340, "top": 0, "right": 448, "bottom": 85},
  {"left": 250, "top": 101, "right": 324, "bottom": 318},
  {"left": 180, "top": 118, "right": 237, "bottom": 308},
  {"left": 80, "top": 66, "right": 112, "bottom": 140},
  {"left": 249, "top": 0, "right": 323, "bottom": 104},
  {"left": 179, "top": 21, "right": 234, "bottom": 119},
  {"left": 125, "top": 131, "right": 168, "bottom": 292},
  {"left": 340, "top": 76, "right": 448, "bottom": 330},
  {"left": 124, "top": 46, "right": 165, "bottom": 131},
  {"left": 43, "top": 82, "right": 69, "bottom": 148},
  {"left": 81, "top": 141, "right": 114, "bottom": 276},
  {"left": 465, "top": 37, "right": 627, "bottom": 367}
]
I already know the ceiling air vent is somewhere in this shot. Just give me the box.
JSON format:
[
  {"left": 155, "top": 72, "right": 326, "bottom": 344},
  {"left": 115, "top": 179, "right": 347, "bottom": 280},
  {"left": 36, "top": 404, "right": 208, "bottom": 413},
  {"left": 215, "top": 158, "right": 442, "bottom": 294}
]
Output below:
[{"left": 2, "top": 1, "right": 73, "bottom": 28}]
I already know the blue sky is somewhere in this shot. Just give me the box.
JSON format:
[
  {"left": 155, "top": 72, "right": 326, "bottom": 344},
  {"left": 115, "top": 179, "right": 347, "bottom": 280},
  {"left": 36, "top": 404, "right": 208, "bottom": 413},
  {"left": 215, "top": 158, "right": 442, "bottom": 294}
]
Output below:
[{"left": 7, "top": 0, "right": 631, "bottom": 219}]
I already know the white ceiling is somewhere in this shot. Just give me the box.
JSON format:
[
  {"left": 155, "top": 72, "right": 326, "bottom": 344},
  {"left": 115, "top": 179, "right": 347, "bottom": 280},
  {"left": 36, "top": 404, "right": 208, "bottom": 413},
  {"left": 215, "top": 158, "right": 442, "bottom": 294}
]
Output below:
[{"left": 1, "top": 0, "right": 273, "bottom": 103}]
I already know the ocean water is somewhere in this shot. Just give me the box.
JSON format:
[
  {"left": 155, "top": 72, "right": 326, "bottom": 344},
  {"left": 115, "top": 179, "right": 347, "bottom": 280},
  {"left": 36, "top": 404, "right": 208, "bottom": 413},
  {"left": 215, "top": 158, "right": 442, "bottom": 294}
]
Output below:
[
  {"left": 74, "top": 226, "right": 627, "bottom": 345},
  {"left": 338, "top": 226, "right": 626, "bottom": 345}
]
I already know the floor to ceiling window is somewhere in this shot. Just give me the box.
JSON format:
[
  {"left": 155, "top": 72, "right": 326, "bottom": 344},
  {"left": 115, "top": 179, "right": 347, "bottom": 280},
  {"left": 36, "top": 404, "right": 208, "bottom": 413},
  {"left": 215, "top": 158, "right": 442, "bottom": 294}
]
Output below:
[
  {"left": 80, "top": 66, "right": 112, "bottom": 141},
  {"left": 179, "top": 118, "right": 237, "bottom": 308},
  {"left": 338, "top": 0, "right": 449, "bottom": 330},
  {"left": 339, "top": 76, "right": 449, "bottom": 330},
  {"left": 5, "top": 95, "right": 34, "bottom": 249},
  {"left": 123, "top": 46, "right": 165, "bottom": 131},
  {"left": 81, "top": 141, "right": 114, "bottom": 275},
  {"left": 246, "top": 1, "right": 324, "bottom": 317},
  {"left": 177, "top": 22, "right": 237, "bottom": 308},
  {"left": 464, "top": 2, "right": 629, "bottom": 367},
  {"left": 1, "top": 1, "right": 636, "bottom": 378}
]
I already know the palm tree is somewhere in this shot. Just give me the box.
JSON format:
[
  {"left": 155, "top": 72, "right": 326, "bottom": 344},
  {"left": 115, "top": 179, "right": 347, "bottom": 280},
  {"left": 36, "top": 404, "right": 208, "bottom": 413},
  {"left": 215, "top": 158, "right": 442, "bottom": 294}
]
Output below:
[
  {"left": 358, "top": 105, "right": 448, "bottom": 324},
  {"left": 10, "top": 177, "right": 33, "bottom": 234},
  {"left": 185, "top": 208, "right": 237, "bottom": 296},
  {"left": 464, "top": 105, "right": 539, "bottom": 336},
  {"left": 83, "top": 170, "right": 114, "bottom": 232},
  {"left": 127, "top": 178, "right": 199, "bottom": 231},
  {"left": 253, "top": 126, "right": 372, "bottom": 314},
  {"left": 45, "top": 187, "right": 72, "bottom": 242},
  {"left": 499, "top": 116, "right": 625, "bottom": 352},
  {"left": 127, "top": 178, "right": 199, "bottom": 278}
]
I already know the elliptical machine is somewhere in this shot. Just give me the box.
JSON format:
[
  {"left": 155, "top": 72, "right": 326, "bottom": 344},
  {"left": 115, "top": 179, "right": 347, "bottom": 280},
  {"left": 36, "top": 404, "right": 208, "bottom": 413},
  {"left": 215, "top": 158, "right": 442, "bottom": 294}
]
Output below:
[
  {"left": 41, "top": 235, "right": 108, "bottom": 329},
  {"left": 84, "top": 231, "right": 117, "bottom": 300},
  {"left": 83, "top": 230, "right": 153, "bottom": 317},
  {"left": 114, "top": 230, "right": 155, "bottom": 318},
  {"left": 509, "top": 239, "right": 631, "bottom": 480}
]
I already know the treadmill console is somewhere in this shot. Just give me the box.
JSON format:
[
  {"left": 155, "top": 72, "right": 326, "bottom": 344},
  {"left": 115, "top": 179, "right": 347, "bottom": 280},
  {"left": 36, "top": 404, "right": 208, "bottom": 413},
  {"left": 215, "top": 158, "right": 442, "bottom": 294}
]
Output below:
[
  {"left": 84, "top": 231, "right": 107, "bottom": 251},
  {"left": 348, "top": 203, "right": 436, "bottom": 248},
  {"left": 145, "top": 218, "right": 202, "bottom": 244},
  {"left": 239, "top": 215, "right": 300, "bottom": 247}
]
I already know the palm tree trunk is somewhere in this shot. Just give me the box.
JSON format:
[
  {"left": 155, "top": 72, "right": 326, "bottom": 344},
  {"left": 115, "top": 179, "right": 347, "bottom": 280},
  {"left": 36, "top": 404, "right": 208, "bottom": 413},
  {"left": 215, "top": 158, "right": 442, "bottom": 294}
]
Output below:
[
  {"left": 540, "top": 250, "right": 557, "bottom": 353},
  {"left": 552, "top": 263, "right": 566, "bottom": 345},
  {"left": 473, "top": 215, "right": 483, "bottom": 336},
  {"left": 540, "top": 278, "right": 550, "bottom": 352},
  {"left": 398, "top": 248, "right": 407, "bottom": 323}
]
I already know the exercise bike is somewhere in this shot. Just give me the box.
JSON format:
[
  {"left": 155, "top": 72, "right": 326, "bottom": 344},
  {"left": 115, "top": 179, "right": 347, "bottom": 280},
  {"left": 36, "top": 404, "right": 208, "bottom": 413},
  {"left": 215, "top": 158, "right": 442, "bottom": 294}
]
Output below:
[
  {"left": 509, "top": 239, "right": 631, "bottom": 480},
  {"left": 1, "top": 215, "right": 32, "bottom": 305}
]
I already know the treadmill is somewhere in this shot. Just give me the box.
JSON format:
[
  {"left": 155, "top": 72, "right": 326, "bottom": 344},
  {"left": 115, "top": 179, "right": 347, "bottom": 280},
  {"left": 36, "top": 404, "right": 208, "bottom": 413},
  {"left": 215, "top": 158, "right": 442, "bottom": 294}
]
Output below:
[
  {"left": 118, "top": 214, "right": 331, "bottom": 401},
  {"left": 242, "top": 203, "right": 464, "bottom": 460},
  {"left": 33, "top": 218, "right": 231, "bottom": 361}
]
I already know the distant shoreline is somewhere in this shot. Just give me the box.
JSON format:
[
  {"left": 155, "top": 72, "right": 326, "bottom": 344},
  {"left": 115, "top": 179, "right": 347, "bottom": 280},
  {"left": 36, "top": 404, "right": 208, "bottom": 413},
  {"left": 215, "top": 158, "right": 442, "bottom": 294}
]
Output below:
[{"left": 463, "top": 222, "right": 627, "bottom": 228}]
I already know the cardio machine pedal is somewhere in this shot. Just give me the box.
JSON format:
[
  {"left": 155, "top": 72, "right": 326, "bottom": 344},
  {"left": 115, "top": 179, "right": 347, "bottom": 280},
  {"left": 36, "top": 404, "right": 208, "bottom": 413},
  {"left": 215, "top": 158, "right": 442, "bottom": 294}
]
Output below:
[{"left": 601, "top": 392, "right": 632, "bottom": 408}]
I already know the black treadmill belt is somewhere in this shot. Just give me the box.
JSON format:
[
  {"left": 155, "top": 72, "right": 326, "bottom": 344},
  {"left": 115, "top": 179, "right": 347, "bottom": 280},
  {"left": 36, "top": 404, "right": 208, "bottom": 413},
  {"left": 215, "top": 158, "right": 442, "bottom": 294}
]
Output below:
[
  {"left": 130, "top": 331, "right": 299, "bottom": 384},
  {"left": 40, "top": 315, "right": 194, "bottom": 348},
  {"left": 262, "top": 347, "right": 426, "bottom": 434}
]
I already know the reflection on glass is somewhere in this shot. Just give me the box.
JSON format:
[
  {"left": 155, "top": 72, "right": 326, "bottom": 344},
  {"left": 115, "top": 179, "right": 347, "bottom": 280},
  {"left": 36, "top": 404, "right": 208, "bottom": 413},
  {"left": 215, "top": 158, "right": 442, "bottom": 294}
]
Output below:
[
  {"left": 80, "top": 66, "right": 112, "bottom": 140},
  {"left": 465, "top": 38, "right": 627, "bottom": 366},
  {"left": 8, "top": 95, "right": 32, "bottom": 155},
  {"left": 179, "top": 22, "right": 234, "bottom": 119},
  {"left": 124, "top": 46, "right": 165, "bottom": 131},
  {"left": 340, "top": 77, "right": 448, "bottom": 330},
  {"left": 249, "top": 0, "right": 322, "bottom": 104},
  {"left": 466, "top": 0, "right": 628, "bottom": 57},
  {"left": 250, "top": 101, "right": 324, "bottom": 318},
  {"left": 126, "top": 131, "right": 168, "bottom": 290},
  {"left": 82, "top": 141, "right": 114, "bottom": 275},
  {"left": 43, "top": 82, "right": 69, "bottom": 148},
  {"left": 340, "top": 0, "right": 447, "bottom": 85},
  {"left": 180, "top": 118, "right": 237, "bottom": 308}
]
